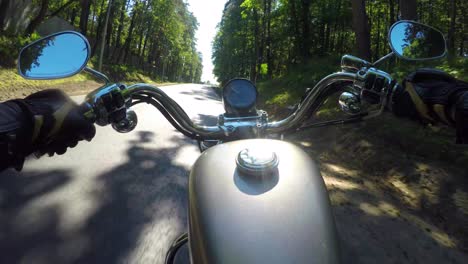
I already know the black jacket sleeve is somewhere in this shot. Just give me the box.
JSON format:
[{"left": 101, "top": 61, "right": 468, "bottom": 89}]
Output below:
[{"left": 0, "top": 101, "right": 32, "bottom": 171}]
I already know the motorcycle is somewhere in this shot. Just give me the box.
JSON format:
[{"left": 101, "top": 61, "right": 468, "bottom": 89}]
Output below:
[{"left": 17, "top": 20, "right": 447, "bottom": 263}]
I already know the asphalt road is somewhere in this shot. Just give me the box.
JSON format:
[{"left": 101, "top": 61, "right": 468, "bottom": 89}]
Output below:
[
  {"left": 0, "top": 84, "right": 223, "bottom": 264},
  {"left": 3, "top": 83, "right": 467, "bottom": 264}
]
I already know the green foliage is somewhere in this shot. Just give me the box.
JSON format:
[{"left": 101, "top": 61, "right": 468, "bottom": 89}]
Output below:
[
  {"left": 257, "top": 56, "right": 341, "bottom": 106},
  {"left": 0, "top": 33, "right": 41, "bottom": 67},
  {"left": 213, "top": 0, "right": 467, "bottom": 86},
  {"left": 0, "top": 67, "right": 89, "bottom": 93},
  {"left": 0, "top": 0, "right": 202, "bottom": 83},
  {"left": 255, "top": 55, "right": 466, "bottom": 112},
  {"left": 213, "top": 0, "right": 356, "bottom": 84},
  {"left": 103, "top": 64, "right": 158, "bottom": 83}
]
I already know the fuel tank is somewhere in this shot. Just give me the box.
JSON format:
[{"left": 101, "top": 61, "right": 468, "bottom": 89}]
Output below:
[{"left": 188, "top": 139, "right": 340, "bottom": 264}]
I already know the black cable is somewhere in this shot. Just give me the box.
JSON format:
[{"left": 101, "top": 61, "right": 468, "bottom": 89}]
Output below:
[
  {"left": 139, "top": 91, "right": 194, "bottom": 126},
  {"left": 132, "top": 95, "right": 195, "bottom": 138},
  {"left": 131, "top": 95, "right": 200, "bottom": 139},
  {"left": 165, "top": 233, "right": 189, "bottom": 264},
  {"left": 284, "top": 81, "right": 353, "bottom": 133},
  {"left": 138, "top": 92, "right": 198, "bottom": 132},
  {"left": 133, "top": 92, "right": 226, "bottom": 141}
]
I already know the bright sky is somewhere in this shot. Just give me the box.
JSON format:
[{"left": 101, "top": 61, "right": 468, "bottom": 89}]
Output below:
[{"left": 186, "top": 0, "right": 226, "bottom": 84}]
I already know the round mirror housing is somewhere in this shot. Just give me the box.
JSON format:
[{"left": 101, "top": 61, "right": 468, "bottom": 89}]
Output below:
[
  {"left": 388, "top": 20, "right": 447, "bottom": 61},
  {"left": 18, "top": 31, "right": 90, "bottom": 80}
]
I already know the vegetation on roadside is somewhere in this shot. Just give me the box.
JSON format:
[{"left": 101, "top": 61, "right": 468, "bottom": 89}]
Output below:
[
  {"left": 0, "top": 0, "right": 203, "bottom": 83},
  {"left": 0, "top": 67, "right": 90, "bottom": 91},
  {"left": 213, "top": 0, "right": 466, "bottom": 85},
  {"left": 256, "top": 56, "right": 468, "bottom": 111}
]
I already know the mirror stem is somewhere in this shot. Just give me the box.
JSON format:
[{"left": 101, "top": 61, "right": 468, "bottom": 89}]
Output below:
[
  {"left": 84, "top": 67, "right": 111, "bottom": 84},
  {"left": 372, "top": 52, "right": 394, "bottom": 67}
]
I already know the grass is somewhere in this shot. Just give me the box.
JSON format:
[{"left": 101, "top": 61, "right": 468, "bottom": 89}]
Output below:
[
  {"left": 256, "top": 56, "right": 342, "bottom": 108},
  {"left": 102, "top": 64, "right": 159, "bottom": 83},
  {"left": 0, "top": 61, "right": 171, "bottom": 100},
  {"left": 0, "top": 67, "right": 91, "bottom": 91}
]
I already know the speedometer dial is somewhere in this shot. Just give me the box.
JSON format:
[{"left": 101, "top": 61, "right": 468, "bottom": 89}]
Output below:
[{"left": 222, "top": 79, "right": 258, "bottom": 116}]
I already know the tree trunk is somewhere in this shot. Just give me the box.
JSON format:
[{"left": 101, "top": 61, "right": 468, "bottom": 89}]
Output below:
[
  {"left": 91, "top": 0, "right": 106, "bottom": 57},
  {"left": 49, "top": 0, "right": 79, "bottom": 18},
  {"left": 120, "top": 0, "right": 139, "bottom": 64},
  {"left": 388, "top": 0, "right": 395, "bottom": 25},
  {"left": 460, "top": 0, "right": 467, "bottom": 56},
  {"left": 399, "top": 0, "right": 417, "bottom": 20},
  {"left": 112, "top": 0, "right": 128, "bottom": 61},
  {"left": 375, "top": 10, "right": 381, "bottom": 61},
  {"left": 0, "top": 0, "right": 11, "bottom": 31},
  {"left": 252, "top": 7, "right": 260, "bottom": 83},
  {"left": 79, "top": 0, "right": 92, "bottom": 35},
  {"left": 26, "top": 0, "right": 49, "bottom": 34},
  {"left": 266, "top": 0, "right": 273, "bottom": 78},
  {"left": 90, "top": 0, "right": 97, "bottom": 34},
  {"left": 448, "top": 0, "right": 456, "bottom": 57},
  {"left": 300, "top": 0, "right": 312, "bottom": 60},
  {"left": 351, "top": 0, "right": 371, "bottom": 60},
  {"left": 98, "top": 0, "right": 113, "bottom": 71},
  {"left": 141, "top": 21, "right": 153, "bottom": 58},
  {"left": 289, "top": 0, "right": 301, "bottom": 62}
]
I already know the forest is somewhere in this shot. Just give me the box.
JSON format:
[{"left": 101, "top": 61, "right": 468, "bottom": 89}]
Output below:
[
  {"left": 0, "top": 0, "right": 203, "bottom": 83},
  {"left": 0, "top": 0, "right": 466, "bottom": 87},
  {"left": 213, "top": 0, "right": 467, "bottom": 85}
]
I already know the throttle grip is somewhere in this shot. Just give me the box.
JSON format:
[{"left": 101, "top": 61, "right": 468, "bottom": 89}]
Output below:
[{"left": 79, "top": 102, "right": 97, "bottom": 123}]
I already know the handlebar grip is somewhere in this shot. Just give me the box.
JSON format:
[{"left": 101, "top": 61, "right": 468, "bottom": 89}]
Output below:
[{"left": 78, "top": 102, "right": 97, "bottom": 123}]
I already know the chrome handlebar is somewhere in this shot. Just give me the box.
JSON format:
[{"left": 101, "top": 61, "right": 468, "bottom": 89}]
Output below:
[
  {"left": 267, "top": 72, "right": 357, "bottom": 133},
  {"left": 123, "top": 84, "right": 224, "bottom": 139},
  {"left": 83, "top": 66, "right": 395, "bottom": 140}
]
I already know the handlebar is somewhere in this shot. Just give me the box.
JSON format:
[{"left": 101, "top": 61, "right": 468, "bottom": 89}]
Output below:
[
  {"left": 267, "top": 72, "right": 356, "bottom": 133},
  {"left": 83, "top": 67, "right": 394, "bottom": 141},
  {"left": 123, "top": 84, "right": 224, "bottom": 140}
]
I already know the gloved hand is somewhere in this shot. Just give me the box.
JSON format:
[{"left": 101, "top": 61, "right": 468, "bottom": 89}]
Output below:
[
  {"left": 454, "top": 92, "right": 468, "bottom": 144},
  {"left": 391, "top": 68, "right": 468, "bottom": 143},
  {"left": 9, "top": 89, "right": 96, "bottom": 156}
]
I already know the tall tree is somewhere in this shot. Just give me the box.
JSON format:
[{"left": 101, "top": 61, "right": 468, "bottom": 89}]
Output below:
[
  {"left": 400, "top": 0, "right": 417, "bottom": 20},
  {"left": 447, "top": 0, "right": 456, "bottom": 57},
  {"left": 120, "top": 0, "right": 139, "bottom": 63},
  {"left": 300, "top": 0, "right": 312, "bottom": 60},
  {"left": 26, "top": 0, "right": 50, "bottom": 34},
  {"left": 351, "top": 0, "right": 371, "bottom": 60},
  {"left": 79, "top": 0, "right": 92, "bottom": 34}
]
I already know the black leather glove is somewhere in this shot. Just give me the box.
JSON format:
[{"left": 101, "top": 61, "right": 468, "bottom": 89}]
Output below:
[
  {"left": 391, "top": 68, "right": 468, "bottom": 143},
  {"left": 454, "top": 91, "right": 468, "bottom": 144},
  {"left": 8, "top": 89, "right": 96, "bottom": 157}
]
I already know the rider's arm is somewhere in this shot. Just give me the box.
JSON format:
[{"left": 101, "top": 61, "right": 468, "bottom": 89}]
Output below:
[
  {"left": 453, "top": 91, "right": 468, "bottom": 144},
  {"left": 391, "top": 69, "right": 468, "bottom": 143},
  {"left": 0, "top": 101, "right": 32, "bottom": 171},
  {"left": 0, "top": 90, "right": 96, "bottom": 171}
]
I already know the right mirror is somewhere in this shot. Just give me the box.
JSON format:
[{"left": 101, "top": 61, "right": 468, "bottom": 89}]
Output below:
[{"left": 389, "top": 21, "right": 447, "bottom": 60}]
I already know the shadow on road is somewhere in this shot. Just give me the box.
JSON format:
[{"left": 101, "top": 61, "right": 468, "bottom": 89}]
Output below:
[
  {"left": 0, "top": 131, "right": 194, "bottom": 263},
  {"left": 0, "top": 169, "right": 72, "bottom": 263},
  {"left": 194, "top": 114, "right": 219, "bottom": 126},
  {"left": 180, "top": 87, "right": 220, "bottom": 102}
]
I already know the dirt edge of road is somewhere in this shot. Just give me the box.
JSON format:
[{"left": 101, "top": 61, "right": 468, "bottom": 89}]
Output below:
[{"left": 288, "top": 117, "right": 468, "bottom": 263}]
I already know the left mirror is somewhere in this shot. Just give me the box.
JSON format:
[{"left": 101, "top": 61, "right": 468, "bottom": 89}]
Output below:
[{"left": 18, "top": 31, "right": 90, "bottom": 80}]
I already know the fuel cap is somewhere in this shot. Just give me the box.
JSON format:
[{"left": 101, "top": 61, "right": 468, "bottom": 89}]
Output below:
[{"left": 236, "top": 148, "right": 279, "bottom": 177}]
